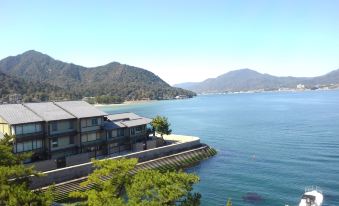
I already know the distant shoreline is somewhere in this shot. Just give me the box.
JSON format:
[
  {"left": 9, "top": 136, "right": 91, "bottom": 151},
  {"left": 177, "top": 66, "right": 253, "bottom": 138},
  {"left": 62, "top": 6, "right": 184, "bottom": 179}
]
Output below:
[
  {"left": 94, "top": 100, "right": 157, "bottom": 107},
  {"left": 93, "top": 96, "right": 195, "bottom": 107},
  {"left": 196, "top": 87, "right": 339, "bottom": 96}
]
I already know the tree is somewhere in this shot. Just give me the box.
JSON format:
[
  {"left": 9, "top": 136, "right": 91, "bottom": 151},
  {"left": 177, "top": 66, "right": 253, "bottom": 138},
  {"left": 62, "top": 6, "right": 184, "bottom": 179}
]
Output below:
[
  {"left": 70, "top": 158, "right": 137, "bottom": 206},
  {"left": 150, "top": 116, "right": 172, "bottom": 142},
  {"left": 70, "top": 158, "right": 200, "bottom": 206},
  {"left": 226, "top": 198, "right": 232, "bottom": 206},
  {"left": 179, "top": 192, "right": 201, "bottom": 206},
  {"left": 0, "top": 134, "right": 53, "bottom": 206},
  {"left": 127, "top": 169, "right": 199, "bottom": 206}
]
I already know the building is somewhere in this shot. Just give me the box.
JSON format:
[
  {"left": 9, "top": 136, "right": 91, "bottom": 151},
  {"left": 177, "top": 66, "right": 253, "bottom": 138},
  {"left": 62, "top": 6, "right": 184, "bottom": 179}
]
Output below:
[
  {"left": 54, "top": 101, "right": 107, "bottom": 157},
  {"left": 297, "top": 84, "right": 305, "bottom": 90},
  {"left": 0, "top": 104, "right": 45, "bottom": 161},
  {"left": 0, "top": 101, "right": 152, "bottom": 162},
  {"left": 24, "top": 102, "right": 78, "bottom": 159},
  {"left": 103, "top": 113, "right": 152, "bottom": 154},
  {"left": 8, "top": 93, "right": 23, "bottom": 103}
]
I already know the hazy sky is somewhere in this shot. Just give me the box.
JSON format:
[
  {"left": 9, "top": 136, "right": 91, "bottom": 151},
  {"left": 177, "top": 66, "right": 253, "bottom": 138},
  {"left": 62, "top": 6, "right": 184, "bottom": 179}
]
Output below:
[{"left": 1, "top": 0, "right": 339, "bottom": 84}]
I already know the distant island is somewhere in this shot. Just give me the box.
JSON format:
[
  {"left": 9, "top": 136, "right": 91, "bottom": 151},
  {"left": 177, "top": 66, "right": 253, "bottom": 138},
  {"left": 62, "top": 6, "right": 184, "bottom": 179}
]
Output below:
[
  {"left": 174, "top": 68, "right": 339, "bottom": 94},
  {"left": 0, "top": 50, "right": 196, "bottom": 104}
]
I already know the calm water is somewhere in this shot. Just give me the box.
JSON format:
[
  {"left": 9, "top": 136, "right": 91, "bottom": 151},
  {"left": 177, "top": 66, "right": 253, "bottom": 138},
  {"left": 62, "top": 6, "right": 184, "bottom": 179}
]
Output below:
[{"left": 100, "top": 90, "right": 339, "bottom": 206}]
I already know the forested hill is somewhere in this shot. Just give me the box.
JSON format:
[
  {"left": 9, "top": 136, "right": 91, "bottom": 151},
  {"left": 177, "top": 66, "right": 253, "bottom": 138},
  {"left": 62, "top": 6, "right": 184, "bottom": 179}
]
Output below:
[
  {"left": 174, "top": 68, "right": 339, "bottom": 93},
  {"left": 0, "top": 50, "right": 195, "bottom": 103},
  {"left": 0, "top": 71, "right": 80, "bottom": 102}
]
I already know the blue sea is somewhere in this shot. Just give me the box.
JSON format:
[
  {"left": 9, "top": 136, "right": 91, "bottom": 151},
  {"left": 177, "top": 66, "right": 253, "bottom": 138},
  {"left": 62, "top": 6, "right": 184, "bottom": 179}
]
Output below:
[{"left": 99, "top": 90, "right": 339, "bottom": 206}]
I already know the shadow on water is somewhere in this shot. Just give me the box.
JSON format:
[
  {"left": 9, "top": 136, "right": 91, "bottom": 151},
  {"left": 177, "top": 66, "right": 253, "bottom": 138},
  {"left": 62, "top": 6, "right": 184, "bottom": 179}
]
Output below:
[{"left": 242, "top": 192, "right": 264, "bottom": 204}]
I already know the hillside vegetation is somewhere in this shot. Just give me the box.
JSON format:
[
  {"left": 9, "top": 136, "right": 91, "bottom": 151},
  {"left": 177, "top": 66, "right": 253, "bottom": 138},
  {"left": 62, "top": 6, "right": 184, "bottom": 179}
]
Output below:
[
  {"left": 0, "top": 71, "right": 80, "bottom": 102},
  {"left": 0, "top": 50, "right": 195, "bottom": 103}
]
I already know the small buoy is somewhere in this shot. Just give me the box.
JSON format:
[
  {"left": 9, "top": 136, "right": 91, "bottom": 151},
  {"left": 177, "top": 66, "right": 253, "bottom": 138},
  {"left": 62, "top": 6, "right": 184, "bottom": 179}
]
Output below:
[{"left": 252, "top": 154, "right": 256, "bottom": 160}]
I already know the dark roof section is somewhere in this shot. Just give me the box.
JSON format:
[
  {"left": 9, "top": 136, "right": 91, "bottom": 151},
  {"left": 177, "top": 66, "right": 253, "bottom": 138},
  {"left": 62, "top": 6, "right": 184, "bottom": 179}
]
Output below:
[{"left": 54, "top": 101, "right": 107, "bottom": 118}]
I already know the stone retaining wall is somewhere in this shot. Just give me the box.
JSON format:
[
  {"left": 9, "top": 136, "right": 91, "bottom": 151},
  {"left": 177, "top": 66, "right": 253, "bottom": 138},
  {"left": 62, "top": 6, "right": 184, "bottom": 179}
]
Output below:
[{"left": 30, "top": 135, "right": 200, "bottom": 189}]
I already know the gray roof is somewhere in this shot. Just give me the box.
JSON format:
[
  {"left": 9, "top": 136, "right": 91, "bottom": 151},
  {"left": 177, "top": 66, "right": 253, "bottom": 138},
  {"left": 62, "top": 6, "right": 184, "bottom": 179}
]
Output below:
[
  {"left": 104, "top": 112, "right": 151, "bottom": 129},
  {"left": 54, "top": 101, "right": 107, "bottom": 118},
  {"left": 103, "top": 121, "right": 126, "bottom": 130},
  {"left": 0, "top": 104, "right": 43, "bottom": 125},
  {"left": 121, "top": 118, "right": 152, "bottom": 127},
  {"left": 107, "top": 113, "right": 141, "bottom": 121},
  {"left": 24, "top": 102, "right": 76, "bottom": 121}
]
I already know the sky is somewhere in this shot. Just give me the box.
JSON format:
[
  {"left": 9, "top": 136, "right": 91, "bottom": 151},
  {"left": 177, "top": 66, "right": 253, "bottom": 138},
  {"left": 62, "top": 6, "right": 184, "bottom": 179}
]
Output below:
[{"left": 1, "top": 0, "right": 339, "bottom": 85}]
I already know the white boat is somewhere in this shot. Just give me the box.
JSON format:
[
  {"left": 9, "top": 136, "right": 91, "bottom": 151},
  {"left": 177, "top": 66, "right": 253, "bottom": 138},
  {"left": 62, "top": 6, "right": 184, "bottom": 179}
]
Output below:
[{"left": 298, "top": 186, "right": 323, "bottom": 206}]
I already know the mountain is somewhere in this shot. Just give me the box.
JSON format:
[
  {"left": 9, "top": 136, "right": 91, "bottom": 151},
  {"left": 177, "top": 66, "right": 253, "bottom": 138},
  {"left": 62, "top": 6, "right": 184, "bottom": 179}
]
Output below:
[
  {"left": 310, "top": 69, "right": 339, "bottom": 85},
  {"left": 0, "top": 50, "right": 195, "bottom": 102},
  {"left": 174, "top": 68, "right": 339, "bottom": 93},
  {"left": 0, "top": 71, "right": 79, "bottom": 103}
]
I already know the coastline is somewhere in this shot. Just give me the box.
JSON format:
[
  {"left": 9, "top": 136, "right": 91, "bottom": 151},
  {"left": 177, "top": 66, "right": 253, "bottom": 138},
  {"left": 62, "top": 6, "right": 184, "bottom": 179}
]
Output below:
[
  {"left": 197, "top": 87, "right": 339, "bottom": 96},
  {"left": 93, "top": 96, "right": 194, "bottom": 107},
  {"left": 94, "top": 99, "right": 157, "bottom": 107}
]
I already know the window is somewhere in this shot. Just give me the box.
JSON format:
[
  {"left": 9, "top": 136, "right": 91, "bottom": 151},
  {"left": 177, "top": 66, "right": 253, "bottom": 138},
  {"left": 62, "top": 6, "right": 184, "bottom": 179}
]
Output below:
[
  {"left": 87, "top": 133, "right": 96, "bottom": 141},
  {"left": 68, "top": 121, "right": 74, "bottom": 129},
  {"left": 52, "top": 138, "right": 58, "bottom": 148},
  {"left": 81, "top": 119, "right": 87, "bottom": 128},
  {"left": 58, "top": 136, "right": 70, "bottom": 147},
  {"left": 92, "top": 118, "right": 98, "bottom": 126},
  {"left": 35, "top": 124, "right": 42, "bottom": 132},
  {"left": 81, "top": 118, "right": 100, "bottom": 128},
  {"left": 32, "top": 139, "right": 42, "bottom": 149},
  {"left": 15, "top": 125, "right": 23, "bottom": 135},
  {"left": 136, "top": 126, "right": 143, "bottom": 133},
  {"left": 111, "top": 130, "right": 117, "bottom": 138},
  {"left": 36, "top": 140, "right": 42, "bottom": 149},
  {"left": 70, "top": 136, "right": 74, "bottom": 144},
  {"left": 117, "top": 129, "right": 124, "bottom": 137},
  {"left": 81, "top": 132, "right": 100, "bottom": 143},
  {"left": 51, "top": 122, "right": 58, "bottom": 132},
  {"left": 14, "top": 123, "right": 42, "bottom": 135},
  {"left": 81, "top": 135, "right": 87, "bottom": 143},
  {"left": 14, "top": 140, "right": 42, "bottom": 153},
  {"left": 16, "top": 143, "right": 24, "bottom": 152},
  {"left": 23, "top": 124, "right": 36, "bottom": 134},
  {"left": 24, "top": 141, "right": 33, "bottom": 151},
  {"left": 130, "top": 128, "right": 135, "bottom": 135}
]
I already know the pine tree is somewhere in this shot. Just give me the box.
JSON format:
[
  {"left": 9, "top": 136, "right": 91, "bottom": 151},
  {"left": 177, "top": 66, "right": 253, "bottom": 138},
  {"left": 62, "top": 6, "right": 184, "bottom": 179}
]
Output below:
[
  {"left": 70, "top": 158, "right": 200, "bottom": 206},
  {"left": 0, "top": 134, "right": 53, "bottom": 205}
]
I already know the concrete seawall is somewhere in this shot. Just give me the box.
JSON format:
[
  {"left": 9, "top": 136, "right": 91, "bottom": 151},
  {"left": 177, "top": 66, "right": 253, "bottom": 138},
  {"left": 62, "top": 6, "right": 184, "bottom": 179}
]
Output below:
[
  {"left": 30, "top": 134, "right": 201, "bottom": 189},
  {"left": 42, "top": 145, "right": 217, "bottom": 202}
]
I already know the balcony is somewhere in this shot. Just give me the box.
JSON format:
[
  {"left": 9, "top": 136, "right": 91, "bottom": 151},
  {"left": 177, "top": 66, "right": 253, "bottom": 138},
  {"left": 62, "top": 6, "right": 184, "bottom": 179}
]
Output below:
[
  {"left": 15, "top": 132, "right": 44, "bottom": 142},
  {"left": 48, "top": 130, "right": 77, "bottom": 138},
  {"left": 106, "top": 135, "right": 130, "bottom": 143},
  {"left": 50, "top": 144, "right": 78, "bottom": 152},
  {"left": 81, "top": 138, "right": 105, "bottom": 147}
]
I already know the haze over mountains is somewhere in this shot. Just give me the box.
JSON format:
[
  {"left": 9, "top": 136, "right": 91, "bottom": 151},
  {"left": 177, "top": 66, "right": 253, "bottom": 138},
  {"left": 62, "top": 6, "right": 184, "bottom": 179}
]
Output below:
[
  {"left": 174, "top": 69, "right": 339, "bottom": 93},
  {"left": 0, "top": 50, "right": 195, "bottom": 103}
]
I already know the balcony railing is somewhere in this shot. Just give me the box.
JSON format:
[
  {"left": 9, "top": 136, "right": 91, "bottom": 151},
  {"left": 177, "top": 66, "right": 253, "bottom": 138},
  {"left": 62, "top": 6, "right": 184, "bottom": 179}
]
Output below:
[
  {"left": 15, "top": 131, "right": 44, "bottom": 138},
  {"left": 81, "top": 138, "right": 105, "bottom": 146},
  {"left": 48, "top": 130, "right": 77, "bottom": 138},
  {"left": 15, "top": 132, "right": 44, "bottom": 143}
]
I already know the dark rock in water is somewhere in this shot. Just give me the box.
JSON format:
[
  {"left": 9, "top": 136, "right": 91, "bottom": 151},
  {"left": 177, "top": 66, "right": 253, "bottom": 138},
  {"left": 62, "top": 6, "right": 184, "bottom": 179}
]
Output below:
[{"left": 242, "top": 192, "right": 264, "bottom": 203}]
